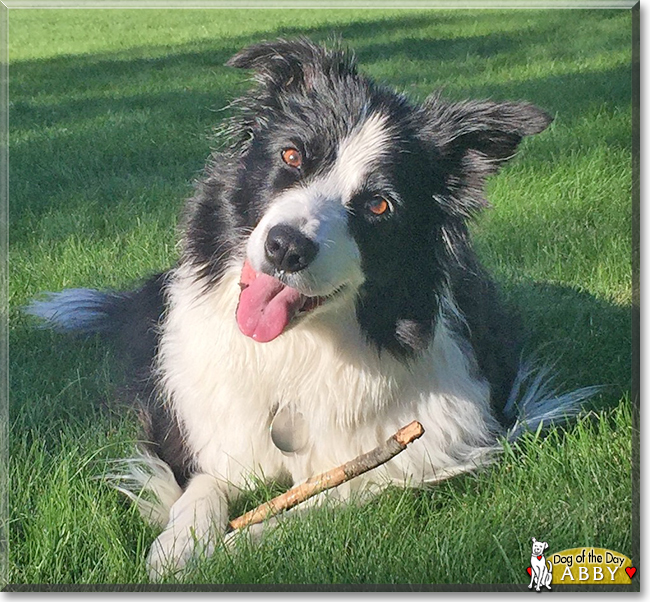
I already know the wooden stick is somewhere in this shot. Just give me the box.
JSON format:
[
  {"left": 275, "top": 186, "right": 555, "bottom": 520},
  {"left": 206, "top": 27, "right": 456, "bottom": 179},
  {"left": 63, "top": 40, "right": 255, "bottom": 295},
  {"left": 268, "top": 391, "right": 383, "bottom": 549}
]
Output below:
[{"left": 228, "top": 420, "right": 424, "bottom": 532}]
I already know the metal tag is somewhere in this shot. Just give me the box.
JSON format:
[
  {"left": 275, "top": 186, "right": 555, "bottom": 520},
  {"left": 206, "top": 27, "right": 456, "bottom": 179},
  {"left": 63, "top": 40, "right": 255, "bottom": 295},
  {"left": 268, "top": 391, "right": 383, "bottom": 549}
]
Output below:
[{"left": 270, "top": 405, "right": 309, "bottom": 454}]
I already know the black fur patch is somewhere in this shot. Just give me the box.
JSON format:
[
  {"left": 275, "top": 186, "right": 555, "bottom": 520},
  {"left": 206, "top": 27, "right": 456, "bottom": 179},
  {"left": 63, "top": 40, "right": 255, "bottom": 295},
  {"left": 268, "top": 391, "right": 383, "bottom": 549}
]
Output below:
[
  {"left": 103, "top": 273, "right": 194, "bottom": 487},
  {"left": 104, "top": 273, "right": 169, "bottom": 375}
]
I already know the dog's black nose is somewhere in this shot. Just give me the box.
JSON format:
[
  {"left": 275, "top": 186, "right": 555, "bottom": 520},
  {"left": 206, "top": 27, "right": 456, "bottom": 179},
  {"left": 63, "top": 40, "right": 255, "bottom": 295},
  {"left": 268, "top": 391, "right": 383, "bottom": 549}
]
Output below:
[{"left": 264, "top": 225, "right": 319, "bottom": 273}]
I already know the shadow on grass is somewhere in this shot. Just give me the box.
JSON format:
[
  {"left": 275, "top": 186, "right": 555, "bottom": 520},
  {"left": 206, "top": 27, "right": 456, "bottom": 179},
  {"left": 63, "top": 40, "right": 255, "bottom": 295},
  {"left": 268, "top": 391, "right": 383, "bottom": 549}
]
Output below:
[
  {"left": 503, "top": 281, "right": 631, "bottom": 404},
  {"left": 10, "top": 9, "right": 631, "bottom": 223}
]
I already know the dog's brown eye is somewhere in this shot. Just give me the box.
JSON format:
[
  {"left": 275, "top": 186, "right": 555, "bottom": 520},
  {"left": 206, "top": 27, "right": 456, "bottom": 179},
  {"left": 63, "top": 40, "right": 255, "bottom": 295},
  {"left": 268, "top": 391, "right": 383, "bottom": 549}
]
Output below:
[
  {"left": 281, "top": 148, "right": 302, "bottom": 169},
  {"left": 367, "top": 197, "right": 391, "bottom": 216}
]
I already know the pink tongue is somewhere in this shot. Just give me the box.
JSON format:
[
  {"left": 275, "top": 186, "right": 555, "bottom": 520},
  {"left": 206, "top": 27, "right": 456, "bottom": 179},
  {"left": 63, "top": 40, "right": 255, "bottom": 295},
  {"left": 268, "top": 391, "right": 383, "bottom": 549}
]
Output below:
[{"left": 236, "top": 262, "right": 304, "bottom": 342}]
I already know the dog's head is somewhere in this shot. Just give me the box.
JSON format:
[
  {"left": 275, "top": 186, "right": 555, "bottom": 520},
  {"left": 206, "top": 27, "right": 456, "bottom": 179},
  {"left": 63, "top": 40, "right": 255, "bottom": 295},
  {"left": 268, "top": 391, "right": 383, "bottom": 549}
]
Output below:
[
  {"left": 531, "top": 537, "right": 549, "bottom": 556},
  {"left": 190, "top": 38, "right": 552, "bottom": 352}
]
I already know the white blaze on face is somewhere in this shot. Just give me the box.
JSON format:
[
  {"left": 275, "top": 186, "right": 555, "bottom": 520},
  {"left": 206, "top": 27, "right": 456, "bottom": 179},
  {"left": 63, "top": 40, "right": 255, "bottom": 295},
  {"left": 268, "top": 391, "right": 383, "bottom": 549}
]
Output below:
[
  {"left": 318, "top": 112, "right": 393, "bottom": 203},
  {"left": 246, "top": 113, "right": 393, "bottom": 296}
]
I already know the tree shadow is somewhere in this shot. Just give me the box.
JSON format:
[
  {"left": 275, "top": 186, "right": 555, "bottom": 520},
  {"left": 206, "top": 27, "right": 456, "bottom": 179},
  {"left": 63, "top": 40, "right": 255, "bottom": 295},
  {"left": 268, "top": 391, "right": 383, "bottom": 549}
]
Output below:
[{"left": 10, "top": 9, "right": 631, "bottom": 222}]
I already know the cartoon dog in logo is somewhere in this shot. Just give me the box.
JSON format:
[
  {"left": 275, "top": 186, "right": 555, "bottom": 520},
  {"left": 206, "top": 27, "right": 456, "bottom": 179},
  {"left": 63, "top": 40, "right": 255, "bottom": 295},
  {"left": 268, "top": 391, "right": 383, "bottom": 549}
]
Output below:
[{"left": 529, "top": 537, "right": 553, "bottom": 591}]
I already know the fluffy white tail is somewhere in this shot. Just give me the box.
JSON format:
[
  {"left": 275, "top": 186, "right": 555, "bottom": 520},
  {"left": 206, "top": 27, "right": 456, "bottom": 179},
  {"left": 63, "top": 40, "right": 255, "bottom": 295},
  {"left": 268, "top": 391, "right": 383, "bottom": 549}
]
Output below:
[
  {"left": 24, "top": 288, "right": 123, "bottom": 333},
  {"left": 504, "top": 361, "right": 602, "bottom": 440}
]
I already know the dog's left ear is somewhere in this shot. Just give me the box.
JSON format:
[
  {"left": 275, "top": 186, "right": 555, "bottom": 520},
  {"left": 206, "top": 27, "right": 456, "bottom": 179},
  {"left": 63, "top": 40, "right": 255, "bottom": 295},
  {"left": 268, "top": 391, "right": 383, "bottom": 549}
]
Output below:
[
  {"left": 425, "top": 97, "right": 551, "bottom": 170},
  {"left": 424, "top": 97, "right": 552, "bottom": 167},
  {"left": 420, "top": 96, "right": 552, "bottom": 214},
  {"left": 543, "top": 542, "right": 549, "bottom": 551}
]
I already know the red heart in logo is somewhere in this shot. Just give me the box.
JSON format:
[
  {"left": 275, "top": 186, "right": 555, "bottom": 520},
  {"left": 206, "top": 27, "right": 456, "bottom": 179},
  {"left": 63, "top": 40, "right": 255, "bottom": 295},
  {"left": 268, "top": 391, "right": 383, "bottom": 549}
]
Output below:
[
  {"left": 527, "top": 567, "right": 532, "bottom": 576},
  {"left": 537, "top": 555, "right": 542, "bottom": 560},
  {"left": 625, "top": 567, "right": 636, "bottom": 579}
]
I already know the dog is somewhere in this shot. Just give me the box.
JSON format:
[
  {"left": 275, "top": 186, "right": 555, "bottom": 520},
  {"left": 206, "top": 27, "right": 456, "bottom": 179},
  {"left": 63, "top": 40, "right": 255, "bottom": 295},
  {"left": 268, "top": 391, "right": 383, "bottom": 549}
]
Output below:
[
  {"left": 529, "top": 537, "right": 553, "bottom": 591},
  {"left": 27, "top": 38, "right": 596, "bottom": 577}
]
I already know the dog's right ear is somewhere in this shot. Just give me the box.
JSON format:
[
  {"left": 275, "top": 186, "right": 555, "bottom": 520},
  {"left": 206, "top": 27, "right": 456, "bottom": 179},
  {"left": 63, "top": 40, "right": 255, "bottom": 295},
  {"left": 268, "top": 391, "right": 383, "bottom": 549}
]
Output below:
[
  {"left": 532, "top": 537, "right": 537, "bottom": 543},
  {"left": 226, "top": 38, "right": 356, "bottom": 92}
]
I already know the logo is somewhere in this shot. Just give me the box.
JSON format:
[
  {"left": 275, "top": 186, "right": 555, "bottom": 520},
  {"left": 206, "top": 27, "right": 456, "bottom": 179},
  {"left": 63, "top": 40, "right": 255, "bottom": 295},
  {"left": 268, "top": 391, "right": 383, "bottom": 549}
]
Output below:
[
  {"left": 526, "top": 538, "right": 636, "bottom": 588},
  {"left": 527, "top": 537, "right": 553, "bottom": 591}
]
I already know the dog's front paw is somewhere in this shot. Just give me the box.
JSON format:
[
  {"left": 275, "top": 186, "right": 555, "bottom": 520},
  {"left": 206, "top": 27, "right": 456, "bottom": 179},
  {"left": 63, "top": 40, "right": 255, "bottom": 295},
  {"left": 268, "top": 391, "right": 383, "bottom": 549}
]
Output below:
[
  {"left": 145, "top": 473, "right": 228, "bottom": 580},
  {"left": 146, "top": 525, "right": 215, "bottom": 580},
  {"left": 223, "top": 527, "right": 243, "bottom": 550},
  {"left": 223, "top": 520, "right": 270, "bottom": 550}
]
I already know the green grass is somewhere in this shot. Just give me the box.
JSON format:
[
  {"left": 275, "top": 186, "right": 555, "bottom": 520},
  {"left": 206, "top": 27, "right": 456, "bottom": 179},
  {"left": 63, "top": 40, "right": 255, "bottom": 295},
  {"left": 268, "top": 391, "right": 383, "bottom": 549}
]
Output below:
[{"left": 8, "top": 8, "right": 634, "bottom": 588}]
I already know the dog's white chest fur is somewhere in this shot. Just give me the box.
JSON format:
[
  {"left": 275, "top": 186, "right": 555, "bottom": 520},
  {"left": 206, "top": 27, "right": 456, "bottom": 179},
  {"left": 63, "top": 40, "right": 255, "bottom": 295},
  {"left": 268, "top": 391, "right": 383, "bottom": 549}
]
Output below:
[{"left": 158, "top": 264, "right": 498, "bottom": 490}]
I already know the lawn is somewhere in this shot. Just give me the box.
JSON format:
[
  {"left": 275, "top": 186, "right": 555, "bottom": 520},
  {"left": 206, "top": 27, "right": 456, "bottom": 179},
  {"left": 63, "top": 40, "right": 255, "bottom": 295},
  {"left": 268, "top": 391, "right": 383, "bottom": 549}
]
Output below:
[{"left": 7, "top": 7, "right": 635, "bottom": 588}]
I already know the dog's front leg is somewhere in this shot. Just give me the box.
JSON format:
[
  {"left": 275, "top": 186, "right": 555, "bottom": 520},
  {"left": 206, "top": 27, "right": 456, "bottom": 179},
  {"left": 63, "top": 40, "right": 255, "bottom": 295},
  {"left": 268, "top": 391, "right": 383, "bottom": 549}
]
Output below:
[
  {"left": 147, "top": 473, "right": 228, "bottom": 580},
  {"left": 528, "top": 566, "right": 536, "bottom": 589}
]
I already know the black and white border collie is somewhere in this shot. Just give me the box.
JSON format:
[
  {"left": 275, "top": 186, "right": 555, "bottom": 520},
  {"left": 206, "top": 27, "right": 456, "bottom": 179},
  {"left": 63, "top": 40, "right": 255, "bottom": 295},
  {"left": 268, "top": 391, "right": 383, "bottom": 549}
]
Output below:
[{"left": 27, "top": 38, "right": 595, "bottom": 577}]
